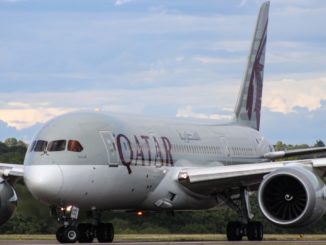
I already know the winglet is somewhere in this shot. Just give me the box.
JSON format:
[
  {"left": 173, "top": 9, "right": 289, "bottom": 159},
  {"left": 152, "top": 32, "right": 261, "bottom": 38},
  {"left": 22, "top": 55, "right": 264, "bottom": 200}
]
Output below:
[{"left": 234, "top": 1, "right": 269, "bottom": 130}]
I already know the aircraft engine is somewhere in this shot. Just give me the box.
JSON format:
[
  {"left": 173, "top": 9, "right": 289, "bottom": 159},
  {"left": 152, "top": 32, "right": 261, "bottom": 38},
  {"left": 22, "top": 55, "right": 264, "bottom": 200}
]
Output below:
[
  {"left": 0, "top": 178, "right": 17, "bottom": 225},
  {"left": 258, "top": 164, "right": 326, "bottom": 227}
]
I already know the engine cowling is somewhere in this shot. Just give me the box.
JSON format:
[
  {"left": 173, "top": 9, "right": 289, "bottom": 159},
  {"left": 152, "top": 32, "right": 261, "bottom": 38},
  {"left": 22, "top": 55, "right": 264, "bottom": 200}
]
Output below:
[
  {"left": 0, "top": 178, "right": 17, "bottom": 225},
  {"left": 258, "top": 164, "right": 326, "bottom": 227}
]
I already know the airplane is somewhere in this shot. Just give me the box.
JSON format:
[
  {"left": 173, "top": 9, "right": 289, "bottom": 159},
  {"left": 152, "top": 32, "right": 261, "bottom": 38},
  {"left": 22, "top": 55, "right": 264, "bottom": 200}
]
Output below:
[{"left": 0, "top": 1, "right": 326, "bottom": 243}]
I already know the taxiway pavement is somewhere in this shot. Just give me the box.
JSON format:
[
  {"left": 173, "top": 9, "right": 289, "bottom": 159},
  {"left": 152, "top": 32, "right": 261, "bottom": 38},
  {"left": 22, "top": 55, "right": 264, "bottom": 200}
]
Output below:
[{"left": 2, "top": 241, "right": 326, "bottom": 245}]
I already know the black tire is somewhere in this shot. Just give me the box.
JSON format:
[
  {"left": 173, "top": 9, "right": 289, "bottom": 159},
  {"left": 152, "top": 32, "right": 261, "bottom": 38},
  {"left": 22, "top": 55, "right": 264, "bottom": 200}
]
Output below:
[
  {"left": 63, "top": 226, "right": 79, "bottom": 243},
  {"left": 247, "top": 221, "right": 263, "bottom": 241},
  {"left": 78, "top": 223, "right": 94, "bottom": 243},
  {"left": 226, "top": 221, "right": 243, "bottom": 241},
  {"left": 97, "top": 223, "right": 114, "bottom": 243},
  {"left": 56, "top": 226, "right": 66, "bottom": 243}
]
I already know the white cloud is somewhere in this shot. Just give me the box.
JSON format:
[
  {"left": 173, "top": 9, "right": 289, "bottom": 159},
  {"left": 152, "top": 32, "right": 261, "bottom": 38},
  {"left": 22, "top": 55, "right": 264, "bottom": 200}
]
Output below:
[
  {"left": 1, "top": 75, "right": 326, "bottom": 130},
  {"left": 115, "top": 0, "right": 133, "bottom": 6},
  {"left": 0, "top": 83, "right": 238, "bottom": 129},
  {"left": 0, "top": 0, "right": 23, "bottom": 2},
  {"left": 7, "top": 101, "right": 31, "bottom": 108},
  {"left": 175, "top": 56, "right": 185, "bottom": 62},
  {"left": 215, "top": 40, "right": 250, "bottom": 53},
  {"left": 133, "top": 67, "right": 168, "bottom": 84},
  {"left": 267, "top": 50, "right": 326, "bottom": 64},
  {"left": 263, "top": 77, "right": 326, "bottom": 113},
  {"left": 176, "top": 106, "right": 232, "bottom": 121},
  {"left": 193, "top": 56, "right": 243, "bottom": 64},
  {"left": 238, "top": 0, "right": 248, "bottom": 7},
  {"left": 0, "top": 108, "right": 73, "bottom": 130}
]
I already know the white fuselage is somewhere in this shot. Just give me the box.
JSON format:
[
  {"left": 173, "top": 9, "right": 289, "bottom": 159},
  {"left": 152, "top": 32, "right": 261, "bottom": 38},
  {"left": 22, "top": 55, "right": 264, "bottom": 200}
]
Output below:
[{"left": 23, "top": 112, "right": 272, "bottom": 211}]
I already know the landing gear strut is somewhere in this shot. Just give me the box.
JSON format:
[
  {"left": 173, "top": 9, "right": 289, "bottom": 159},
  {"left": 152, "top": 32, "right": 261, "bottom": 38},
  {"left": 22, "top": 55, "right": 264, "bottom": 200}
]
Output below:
[
  {"left": 219, "top": 188, "right": 263, "bottom": 241},
  {"left": 51, "top": 206, "right": 114, "bottom": 243}
]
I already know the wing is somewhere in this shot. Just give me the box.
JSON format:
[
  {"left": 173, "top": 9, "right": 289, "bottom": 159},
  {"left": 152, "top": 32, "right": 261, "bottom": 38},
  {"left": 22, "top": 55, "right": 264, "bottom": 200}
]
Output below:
[
  {"left": 0, "top": 163, "right": 24, "bottom": 177},
  {"left": 263, "top": 147, "right": 326, "bottom": 160},
  {"left": 178, "top": 158, "right": 326, "bottom": 195}
]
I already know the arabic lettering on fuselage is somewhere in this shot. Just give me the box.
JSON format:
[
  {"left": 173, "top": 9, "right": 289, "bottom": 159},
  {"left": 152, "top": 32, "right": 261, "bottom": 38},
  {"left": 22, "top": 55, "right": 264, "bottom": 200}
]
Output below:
[
  {"left": 115, "top": 134, "right": 174, "bottom": 174},
  {"left": 178, "top": 130, "right": 201, "bottom": 142}
]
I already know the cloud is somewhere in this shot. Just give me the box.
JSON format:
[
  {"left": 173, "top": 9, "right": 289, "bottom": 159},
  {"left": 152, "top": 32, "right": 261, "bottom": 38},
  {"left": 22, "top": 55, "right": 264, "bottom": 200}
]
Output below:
[
  {"left": 0, "top": 74, "right": 325, "bottom": 130},
  {"left": 193, "top": 56, "right": 243, "bottom": 64},
  {"left": 0, "top": 83, "right": 238, "bottom": 130},
  {"left": 261, "top": 103, "right": 326, "bottom": 145},
  {"left": 0, "top": 0, "right": 23, "bottom": 3},
  {"left": 7, "top": 101, "right": 31, "bottom": 108},
  {"left": 176, "top": 106, "right": 232, "bottom": 121},
  {"left": 213, "top": 40, "right": 250, "bottom": 53},
  {"left": 0, "top": 107, "right": 73, "bottom": 130},
  {"left": 267, "top": 45, "right": 326, "bottom": 65},
  {"left": 263, "top": 77, "right": 326, "bottom": 113},
  {"left": 115, "top": 0, "right": 133, "bottom": 6},
  {"left": 238, "top": 0, "right": 248, "bottom": 7},
  {"left": 0, "top": 0, "right": 325, "bottom": 145}
]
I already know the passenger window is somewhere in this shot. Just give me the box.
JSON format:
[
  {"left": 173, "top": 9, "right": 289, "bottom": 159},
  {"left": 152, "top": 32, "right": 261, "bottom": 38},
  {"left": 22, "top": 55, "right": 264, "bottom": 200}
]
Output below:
[
  {"left": 34, "top": 140, "right": 48, "bottom": 152},
  {"left": 48, "top": 140, "right": 66, "bottom": 151},
  {"left": 68, "top": 140, "right": 83, "bottom": 152}
]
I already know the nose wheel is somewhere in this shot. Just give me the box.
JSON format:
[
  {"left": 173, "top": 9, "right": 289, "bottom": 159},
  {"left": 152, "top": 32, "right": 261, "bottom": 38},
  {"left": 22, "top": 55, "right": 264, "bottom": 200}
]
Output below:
[{"left": 56, "top": 226, "right": 79, "bottom": 243}]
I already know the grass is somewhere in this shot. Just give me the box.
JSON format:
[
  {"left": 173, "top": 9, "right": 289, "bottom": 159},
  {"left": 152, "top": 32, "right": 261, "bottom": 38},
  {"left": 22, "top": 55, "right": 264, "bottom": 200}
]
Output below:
[{"left": 1, "top": 234, "right": 326, "bottom": 241}]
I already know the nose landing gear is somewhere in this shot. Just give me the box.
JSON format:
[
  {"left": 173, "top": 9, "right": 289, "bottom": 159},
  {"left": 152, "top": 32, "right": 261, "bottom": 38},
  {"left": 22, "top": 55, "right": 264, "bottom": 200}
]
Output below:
[
  {"left": 52, "top": 206, "right": 114, "bottom": 243},
  {"left": 56, "top": 226, "right": 79, "bottom": 243}
]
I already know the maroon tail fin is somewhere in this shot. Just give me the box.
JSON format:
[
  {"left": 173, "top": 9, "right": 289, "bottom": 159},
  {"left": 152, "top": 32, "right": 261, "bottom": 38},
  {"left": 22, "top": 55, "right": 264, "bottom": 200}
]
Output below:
[{"left": 234, "top": 1, "right": 269, "bottom": 131}]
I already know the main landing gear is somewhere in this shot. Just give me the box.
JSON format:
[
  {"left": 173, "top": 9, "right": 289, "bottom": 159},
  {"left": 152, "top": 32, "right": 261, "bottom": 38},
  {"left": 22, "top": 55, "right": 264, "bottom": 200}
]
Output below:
[
  {"left": 226, "top": 221, "right": 263, "bottom": 241},
  {"left": 52, "top": 206, "right": 114, "bottom": 243},
  {"left": 219, "top": 188, "right": 263, "bottom": 241}
]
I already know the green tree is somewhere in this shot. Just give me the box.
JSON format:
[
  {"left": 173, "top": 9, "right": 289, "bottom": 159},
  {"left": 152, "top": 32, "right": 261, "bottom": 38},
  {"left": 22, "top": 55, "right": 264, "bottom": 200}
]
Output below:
[
  {"left": 274, "top": 141, "right": 287, "bottom": 151},
  {"left": 4, "top": 138, "right": 18, "bottom": 147},
  {"left": 314, "top": 139, "right": 325, "bottom": 147}
]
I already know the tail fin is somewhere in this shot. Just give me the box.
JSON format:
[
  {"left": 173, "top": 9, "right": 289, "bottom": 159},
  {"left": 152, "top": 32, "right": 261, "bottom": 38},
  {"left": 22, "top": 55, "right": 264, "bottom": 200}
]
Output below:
[{"left": 234, "top": 1, "right": 269, "bottom": 131}]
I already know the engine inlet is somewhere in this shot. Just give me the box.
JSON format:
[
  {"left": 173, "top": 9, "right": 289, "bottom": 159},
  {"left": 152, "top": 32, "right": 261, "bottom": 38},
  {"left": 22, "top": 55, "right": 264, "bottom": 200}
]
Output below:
[{"left": 261, "top": 175, "right": 307, "bottom": 221}]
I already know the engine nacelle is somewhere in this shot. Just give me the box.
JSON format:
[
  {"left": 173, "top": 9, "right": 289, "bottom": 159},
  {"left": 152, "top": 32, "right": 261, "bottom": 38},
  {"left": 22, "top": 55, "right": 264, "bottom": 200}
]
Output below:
[
  {"left": 0, "top": 178, "right": 17, "bottom": 225},
  {"left": 258, "top": 164, "right": 326, "bottom": 227}
]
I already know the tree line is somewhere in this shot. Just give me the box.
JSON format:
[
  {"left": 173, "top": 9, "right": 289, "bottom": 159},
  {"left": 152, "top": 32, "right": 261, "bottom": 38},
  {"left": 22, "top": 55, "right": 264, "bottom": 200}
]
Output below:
[{"left": 0, "top": 138, "right": 325, "bottom": 234}]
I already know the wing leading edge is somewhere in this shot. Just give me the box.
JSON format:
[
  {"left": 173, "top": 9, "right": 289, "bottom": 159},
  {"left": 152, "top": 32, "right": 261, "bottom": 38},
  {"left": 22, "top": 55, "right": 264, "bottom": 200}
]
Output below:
[
  {"left": 263, "top": 147, "right": 326, "bottom": 160},
  {"left": 178, "top": 158, "right": 326, "bottom": 195},
  {"left": 0, "top": 163, "right": 24, "bottom": 177}
]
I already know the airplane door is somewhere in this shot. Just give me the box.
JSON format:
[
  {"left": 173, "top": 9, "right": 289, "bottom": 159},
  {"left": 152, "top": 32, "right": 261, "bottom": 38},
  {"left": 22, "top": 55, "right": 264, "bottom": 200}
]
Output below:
[
  {"left": 220, "top": 136, "right": 232, "bottom": 165},
  {"left": 99, "top": 131, "right": 119, "bottom": 167}
]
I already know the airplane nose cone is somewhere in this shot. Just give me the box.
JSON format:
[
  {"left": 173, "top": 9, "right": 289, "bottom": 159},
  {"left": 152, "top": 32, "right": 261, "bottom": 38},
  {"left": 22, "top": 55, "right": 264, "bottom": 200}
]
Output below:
[{"left": 24, "top": 165, "right": 63, "bottom": 203}]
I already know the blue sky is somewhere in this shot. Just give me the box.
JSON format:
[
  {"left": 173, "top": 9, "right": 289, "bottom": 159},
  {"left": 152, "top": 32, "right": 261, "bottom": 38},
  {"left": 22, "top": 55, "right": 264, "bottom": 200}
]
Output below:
[{"left": 0, "top": 0, "right": 325, "bottom": 144}]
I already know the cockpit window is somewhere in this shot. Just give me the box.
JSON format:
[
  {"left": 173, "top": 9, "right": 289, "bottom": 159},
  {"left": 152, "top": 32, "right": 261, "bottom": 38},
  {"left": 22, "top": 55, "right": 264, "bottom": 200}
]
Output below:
[
  {"left": 34, "top": 140, "right": 48, "bottom": 152},
  {"left": 47, "top": 140, "right": 66, "bottom": 152},
  {"left": 68, "top": 140, "right": 83, "bottom": 152},
  {"left": 29, "top": 140, "right": 37, "bottom": 152}
]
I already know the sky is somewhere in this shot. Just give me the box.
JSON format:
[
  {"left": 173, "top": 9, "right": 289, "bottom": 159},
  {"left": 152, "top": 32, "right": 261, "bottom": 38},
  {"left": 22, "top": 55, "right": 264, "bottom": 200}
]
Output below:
[{"left": 0, "top": 0, "right": 325, "bottom": 144}]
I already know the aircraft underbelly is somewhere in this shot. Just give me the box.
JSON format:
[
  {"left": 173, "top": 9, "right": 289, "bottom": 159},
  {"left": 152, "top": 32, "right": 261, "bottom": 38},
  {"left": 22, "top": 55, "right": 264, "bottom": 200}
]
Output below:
[{"left": 58, "top": 165, "right": 165, "bottom": 209}]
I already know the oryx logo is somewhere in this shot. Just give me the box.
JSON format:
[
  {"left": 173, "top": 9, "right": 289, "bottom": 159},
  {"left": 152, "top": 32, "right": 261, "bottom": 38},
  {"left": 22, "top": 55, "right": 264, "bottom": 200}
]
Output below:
[{"left": 246, "top": 20, "right": 268, "bottom": 131}]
